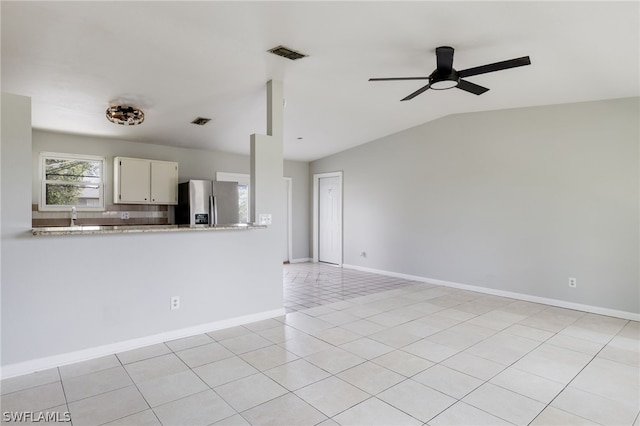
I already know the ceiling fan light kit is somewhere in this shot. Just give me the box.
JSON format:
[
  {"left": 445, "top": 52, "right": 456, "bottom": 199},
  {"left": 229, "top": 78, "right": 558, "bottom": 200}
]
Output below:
[
  {"left": 370, "top": 46, "right": 531, "bottom": 101},
  {"left": 106, "top": 105, "right": 145, "bottom": 126},
  {"left": 429, "top": 71, "right": 460, "bottom": 90}
]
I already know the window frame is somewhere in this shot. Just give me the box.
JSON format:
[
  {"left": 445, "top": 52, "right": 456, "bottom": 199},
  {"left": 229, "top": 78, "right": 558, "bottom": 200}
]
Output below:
[{"left": 39, "top": 152, "right": 106, "bottom": 212}]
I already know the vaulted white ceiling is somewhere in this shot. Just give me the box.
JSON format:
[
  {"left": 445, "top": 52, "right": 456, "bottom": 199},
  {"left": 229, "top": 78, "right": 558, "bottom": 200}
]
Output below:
[{"left": 2, "top": 1, "right": 638, "bottom": 161}]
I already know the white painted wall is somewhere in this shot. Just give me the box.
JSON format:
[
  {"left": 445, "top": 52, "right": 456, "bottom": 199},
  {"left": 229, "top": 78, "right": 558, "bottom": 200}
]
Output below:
[
  {"left": 310, "top": 98, "right": 639, "bottom": 316},
  {"left": 1, "top": 93, "right": 295, "bottom": 372}
]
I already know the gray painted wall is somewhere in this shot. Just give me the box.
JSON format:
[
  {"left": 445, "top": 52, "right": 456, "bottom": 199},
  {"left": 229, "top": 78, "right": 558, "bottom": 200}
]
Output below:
[
  {"left": 32, "top": 130, "right": 310, "bottom": 260},
  {"left": 284, "top": 160, "right": 310, "bottom": 261},
  {"left": 1, "top": 94, "right": 298, "bottom": 368},
  {"left": 310, "top": 98, "right": 639, "bottom": 314}
]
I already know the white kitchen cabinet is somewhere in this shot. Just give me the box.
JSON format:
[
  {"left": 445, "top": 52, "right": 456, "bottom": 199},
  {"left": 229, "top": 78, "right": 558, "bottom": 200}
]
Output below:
[
  {"left": 114, "top": 157, "right": 178, "bottom": 204},
  {"left": 150, "top": 160, "right": 178, "bottom": 204},
  {"left": 115, "top": 157, "right": 150, "bottom": 203}
]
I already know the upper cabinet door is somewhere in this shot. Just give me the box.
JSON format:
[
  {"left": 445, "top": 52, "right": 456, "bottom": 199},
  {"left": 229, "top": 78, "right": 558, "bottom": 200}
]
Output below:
[
  {"left": 117, "top": 157, "right": 151, "bottom": 203},
  {"left": 151, "top": 161, "right": 178, "bottom": 204}
]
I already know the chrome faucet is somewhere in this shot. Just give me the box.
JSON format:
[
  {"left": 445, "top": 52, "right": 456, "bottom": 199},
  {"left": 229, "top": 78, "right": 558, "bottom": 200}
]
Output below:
[{"left": 70, "top": 206, "right": 77, "bottom": 226}]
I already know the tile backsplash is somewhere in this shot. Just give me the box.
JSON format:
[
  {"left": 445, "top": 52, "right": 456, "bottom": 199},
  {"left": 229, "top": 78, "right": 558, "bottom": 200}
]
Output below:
[{"left": 32, "top": 204, "right": 170, "bottom": 227}]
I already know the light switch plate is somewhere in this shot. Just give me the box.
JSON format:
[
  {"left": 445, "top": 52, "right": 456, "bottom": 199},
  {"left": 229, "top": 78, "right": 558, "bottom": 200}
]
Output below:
[{"left": 259, "top": 214, "right": 272, "bottom": 225}]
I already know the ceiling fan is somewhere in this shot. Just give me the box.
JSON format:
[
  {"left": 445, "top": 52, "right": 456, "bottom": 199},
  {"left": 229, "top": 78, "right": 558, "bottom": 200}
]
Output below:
[{"left": 369, "top": 46, "right": 531, "bottom": 101}]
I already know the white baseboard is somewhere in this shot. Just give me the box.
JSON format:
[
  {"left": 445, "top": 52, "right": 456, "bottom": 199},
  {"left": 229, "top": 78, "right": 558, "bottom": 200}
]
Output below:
[
  {"left": 343, "top": 264, "right": 640, "bottom": 322},
  {"left": 1, "top": 308, "right": 285, "bottom": 380},
  {"left": 290, "top": 258, "right": 312, "bottom": 264}
]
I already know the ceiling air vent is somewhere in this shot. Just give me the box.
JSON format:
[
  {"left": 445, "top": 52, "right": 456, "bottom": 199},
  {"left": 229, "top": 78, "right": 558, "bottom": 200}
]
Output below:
[
  {"left": 191, "top": 117, "right": 211, "bottom": 126},
  {"left": 268, "top": 45, "right": 308, "bottom": 61}
]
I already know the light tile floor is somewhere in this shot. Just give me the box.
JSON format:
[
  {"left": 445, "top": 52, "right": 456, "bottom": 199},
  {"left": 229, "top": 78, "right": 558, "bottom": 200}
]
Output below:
[
  {"left": 283, "top": 263, "right": 417, "bottom": 313},
  {"left": 2, "top": 263, "right": 639, "bottom": 425}
]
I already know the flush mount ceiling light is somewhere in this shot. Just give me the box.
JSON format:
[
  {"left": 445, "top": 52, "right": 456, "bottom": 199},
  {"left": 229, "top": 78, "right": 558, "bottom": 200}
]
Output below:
[{"left": 106, "top": 105, "right": 145, "bottom": 126}]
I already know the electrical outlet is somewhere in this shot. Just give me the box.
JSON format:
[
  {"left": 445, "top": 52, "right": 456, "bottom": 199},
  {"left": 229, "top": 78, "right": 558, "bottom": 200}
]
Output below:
[
  {"left": 259, "top": 214, "right": 272, "bottom": 225},
  {"left": 569, "top": 277, "right": 577, "bottom": 288},
  {"left": 170, "top": 296, "right": 180, "bottom": 310},
  {"left": 120, "top": 211, "right": 129, "bottom": 220}
]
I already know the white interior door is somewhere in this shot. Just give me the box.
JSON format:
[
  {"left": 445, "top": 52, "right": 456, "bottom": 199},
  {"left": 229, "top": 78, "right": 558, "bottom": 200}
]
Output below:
[{"left": 318, "top": 176, "right": 342, "bottom": 264}]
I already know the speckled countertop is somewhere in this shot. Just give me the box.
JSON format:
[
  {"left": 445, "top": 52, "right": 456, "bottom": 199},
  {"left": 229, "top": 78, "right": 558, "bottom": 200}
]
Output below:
[{"left": 32, "top": 224, "right": 266, "bottom": 236}]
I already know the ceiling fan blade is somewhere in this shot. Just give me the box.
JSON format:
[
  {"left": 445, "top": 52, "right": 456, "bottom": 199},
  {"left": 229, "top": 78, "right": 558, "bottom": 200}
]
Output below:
[
  {"left": 401, "top": 83, "right": 431, "bottom": 101},
  {"left": 457, "top": 79, "right": 489, "bottom": 95},
  {"left": 369, "top": 77, "right": 429, "bottom": 81},
  {"left": 436, "top": 46, "right": 454, "bottom": 72},
  {"left": 458, "top": 56, "right": 531, "bottom": 78}
]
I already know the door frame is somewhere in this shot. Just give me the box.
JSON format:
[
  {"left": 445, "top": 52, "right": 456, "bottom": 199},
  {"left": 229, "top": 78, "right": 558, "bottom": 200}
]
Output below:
[
  {"left": 312, "top": 171, "right": 343, "bottom": 265},
  {"left": 284, "top": 176, "right": 293, "bottom": 263}
]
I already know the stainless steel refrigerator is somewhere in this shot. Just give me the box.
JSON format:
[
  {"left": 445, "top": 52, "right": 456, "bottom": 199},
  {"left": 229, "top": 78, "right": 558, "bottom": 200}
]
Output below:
[{"left": 176, "top": 180, "right": 240, "bottom": 225}]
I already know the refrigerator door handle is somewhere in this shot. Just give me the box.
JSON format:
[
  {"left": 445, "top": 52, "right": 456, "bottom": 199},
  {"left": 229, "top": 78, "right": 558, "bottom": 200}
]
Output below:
[
  {"left": 210, "top": 195, "right": 218, "bottom": 226},
  {"left": 209, "top": 195, "right": 214, "bottom": 226}
]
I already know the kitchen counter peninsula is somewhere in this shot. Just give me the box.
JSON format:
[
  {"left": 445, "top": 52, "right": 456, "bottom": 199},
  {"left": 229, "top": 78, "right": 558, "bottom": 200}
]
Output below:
[{"left": 32, "top": 224, "right": 266, "bottom": 236}]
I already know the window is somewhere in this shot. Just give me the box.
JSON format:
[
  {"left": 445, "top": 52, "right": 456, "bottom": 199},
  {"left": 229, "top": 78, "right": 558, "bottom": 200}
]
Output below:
[
  {"left": 237, "top": 183, "right": 249, "bottom": 223},
  {"left": 216, "top": 172, "right": 250, "bottom": 223},
  {"left": 39, "top": 152, "right": 106, "bottom": 211}
]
